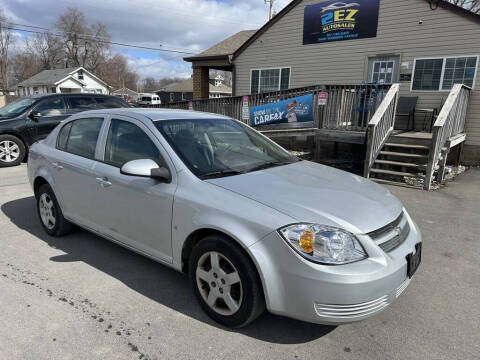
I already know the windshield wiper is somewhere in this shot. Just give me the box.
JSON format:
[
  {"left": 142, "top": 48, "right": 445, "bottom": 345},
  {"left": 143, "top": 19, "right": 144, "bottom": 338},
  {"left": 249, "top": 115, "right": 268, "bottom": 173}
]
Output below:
[
  {"left": 246, "top": 160, "right": 296, "bottom": 173},
  {"left": 199, "top": 169, "right": 244, "bottom": 179}
]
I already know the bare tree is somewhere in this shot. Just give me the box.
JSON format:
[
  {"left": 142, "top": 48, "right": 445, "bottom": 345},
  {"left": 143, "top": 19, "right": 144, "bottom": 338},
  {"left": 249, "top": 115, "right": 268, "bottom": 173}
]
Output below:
[
  {"left": 0, "top": 8, "right": 14, "bottom": 90},
  {"left": 97, "top": 53, "right": 138, "bottom": 90},
  {"left": 26, "top": 33, "right": 64, "bottom": 70},
  {"left": 55, "top": 7, "right": 111, "bottom": 71},
  {"left": 447, "top": 0, "right": 480, "bottom": 13}
]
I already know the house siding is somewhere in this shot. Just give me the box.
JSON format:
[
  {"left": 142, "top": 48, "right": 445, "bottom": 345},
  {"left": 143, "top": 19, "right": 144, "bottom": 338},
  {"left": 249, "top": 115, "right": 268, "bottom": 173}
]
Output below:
[{"left": 234, "top": 0, "right": 480, "bottom": 147}]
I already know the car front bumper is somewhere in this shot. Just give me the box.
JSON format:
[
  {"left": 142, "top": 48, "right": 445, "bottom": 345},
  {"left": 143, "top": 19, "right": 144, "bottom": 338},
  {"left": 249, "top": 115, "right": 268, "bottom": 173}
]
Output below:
[{"left": 248, "top": 212, "right": 422, "bottom": 325}]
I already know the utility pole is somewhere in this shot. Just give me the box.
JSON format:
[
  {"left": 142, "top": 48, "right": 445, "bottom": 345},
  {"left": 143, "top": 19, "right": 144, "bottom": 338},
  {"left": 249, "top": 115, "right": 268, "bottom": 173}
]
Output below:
[{"left": 265, "top": 0, "right": 275, "bottom": 20}]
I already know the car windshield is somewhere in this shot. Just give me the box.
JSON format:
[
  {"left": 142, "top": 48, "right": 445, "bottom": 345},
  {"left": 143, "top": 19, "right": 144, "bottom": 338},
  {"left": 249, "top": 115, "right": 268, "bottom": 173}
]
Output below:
[
  {"left": 0, "top": 98, "right": 36, "bottom": 117},
  {"left": 155, "top": 118, "right": 299, "bottom": 179}
]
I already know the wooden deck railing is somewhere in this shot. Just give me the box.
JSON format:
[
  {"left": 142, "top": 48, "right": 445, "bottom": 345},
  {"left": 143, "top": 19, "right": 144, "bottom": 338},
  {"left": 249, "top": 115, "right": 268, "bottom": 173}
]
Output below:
[
  {"left": 424, "top": 84, "right": 471, "bottom": 190},
  {"left": 363, "top": 84, "right": 400, "bottom": 178},
  {"left": 153, "top": 84, "right": 389, "bottom": 131}
]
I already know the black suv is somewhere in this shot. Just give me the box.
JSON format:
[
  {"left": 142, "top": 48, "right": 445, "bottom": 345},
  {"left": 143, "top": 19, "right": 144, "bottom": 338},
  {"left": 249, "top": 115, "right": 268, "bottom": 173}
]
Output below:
[{"left": 0, "top": 93, "right": 128, "bottom": 167}]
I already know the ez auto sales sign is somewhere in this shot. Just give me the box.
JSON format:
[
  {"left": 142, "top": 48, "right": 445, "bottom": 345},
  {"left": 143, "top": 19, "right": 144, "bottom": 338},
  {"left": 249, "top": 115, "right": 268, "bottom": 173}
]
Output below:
[{"left": 303, "top": 0, "right": 380, "bottom": 45}]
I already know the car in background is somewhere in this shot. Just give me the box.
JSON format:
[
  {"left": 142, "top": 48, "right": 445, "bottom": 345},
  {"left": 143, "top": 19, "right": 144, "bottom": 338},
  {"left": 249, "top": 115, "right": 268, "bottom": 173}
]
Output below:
[
  {"left": 27, "top": 108, "right": 422, "bottom": 328},
  {"left": 0, "top": 93, "right": 128, "bottom": 167},
  {"left": 137, "top": 93, "right": 161, "bottom": 106}
]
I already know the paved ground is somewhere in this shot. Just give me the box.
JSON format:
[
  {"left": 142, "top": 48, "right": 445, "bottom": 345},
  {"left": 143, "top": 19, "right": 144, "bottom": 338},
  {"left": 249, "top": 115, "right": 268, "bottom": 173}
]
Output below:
[{"left": 0, "top": 164, "right": 479, "bottom": 360}]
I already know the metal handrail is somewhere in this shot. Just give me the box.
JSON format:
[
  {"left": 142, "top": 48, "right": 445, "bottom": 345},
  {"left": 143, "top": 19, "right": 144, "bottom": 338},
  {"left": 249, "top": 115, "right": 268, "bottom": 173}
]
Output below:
[
  {"left": 424, "top": 84, "right": 471, "bottom": 190},
  {"left": 363, "top": 84, "right": 400, "bottom": 177}
]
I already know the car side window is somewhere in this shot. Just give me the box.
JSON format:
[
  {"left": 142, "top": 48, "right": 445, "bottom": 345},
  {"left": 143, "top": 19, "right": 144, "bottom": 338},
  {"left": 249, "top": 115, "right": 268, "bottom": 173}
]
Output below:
[
  {"left": 56, "top": 122, "right": 73, "bottom": 151},
  {"left": 33, "top": 97, "right": 67, "bottom": 116},
  {"left": 104, "top": 119, "right": 161, "bottom": 168},
  {"left": 67, "top": 96, "right": 96, "bottom": 113},
  {"left": 63, "top": 118, "right": 103, "bottom": 159},
  {"left": 94, "top": 97, "right": 126, "bottom": 108}
]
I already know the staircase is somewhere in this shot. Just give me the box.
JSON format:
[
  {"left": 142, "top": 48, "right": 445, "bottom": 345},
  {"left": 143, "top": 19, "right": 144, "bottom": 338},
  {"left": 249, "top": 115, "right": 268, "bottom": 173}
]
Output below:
[
  {"left": 364, "top": 83, "right": 471, "bottom": 190},
  {"left": 368, "top": 133, "right": 433, "bottom": 188}
]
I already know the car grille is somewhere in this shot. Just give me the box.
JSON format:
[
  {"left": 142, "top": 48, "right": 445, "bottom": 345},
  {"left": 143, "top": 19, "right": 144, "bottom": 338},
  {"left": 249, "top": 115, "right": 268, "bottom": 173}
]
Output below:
[
  {"left": 368, "top": 212, "right": 410, "bottom": 253},
  {"left": 314, "top": 295, "right": 389, "bottom": 319}
]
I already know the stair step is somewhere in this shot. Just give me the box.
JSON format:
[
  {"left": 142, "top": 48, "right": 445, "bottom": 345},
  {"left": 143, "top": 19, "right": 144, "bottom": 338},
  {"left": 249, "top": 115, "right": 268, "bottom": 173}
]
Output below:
[
  {"left": 374, "top": 159, "right": 427, "bottom": 168},
  {"left": 379, "top": 151, "right": 429, "bottom": 158},
  {"left": 370, "top": 168, "right": 422, "bottom": 177},
  {"left": 385, "top": 143, "right": 430, "bottom": 150},
  {"left": 371, "top": 178, "right": 424, "bottom": 189}
]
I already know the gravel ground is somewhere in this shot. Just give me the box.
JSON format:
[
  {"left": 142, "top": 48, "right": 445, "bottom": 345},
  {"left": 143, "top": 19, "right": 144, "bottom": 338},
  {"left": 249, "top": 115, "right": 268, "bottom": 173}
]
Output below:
[{"left": 0, "top": 164, "right": 479, "bottom": 360}]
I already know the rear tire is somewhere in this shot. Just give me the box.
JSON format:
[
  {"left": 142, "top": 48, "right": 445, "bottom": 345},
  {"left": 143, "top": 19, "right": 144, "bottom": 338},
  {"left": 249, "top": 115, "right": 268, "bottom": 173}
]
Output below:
[
  {"left": 189, "top": 234, "right": 265, "bottom": 328},
  {"left": 0, "top": 134, "right": 26, "bottom": 167},
  {"left": 36, "top": 184, "right": 74, "bottom": 236}
]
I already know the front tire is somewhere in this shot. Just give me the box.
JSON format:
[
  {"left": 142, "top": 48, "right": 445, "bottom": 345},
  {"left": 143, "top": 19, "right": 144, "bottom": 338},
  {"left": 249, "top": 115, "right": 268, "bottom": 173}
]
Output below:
[
  {"left": 36, "top": 184, "right": 74, "bottom": 236},
  {"left": 0, "top": 134, "right": 26, "bottom": 167},
  {"left": 189, "top": 235, "right": 265, "bottom": 327}
]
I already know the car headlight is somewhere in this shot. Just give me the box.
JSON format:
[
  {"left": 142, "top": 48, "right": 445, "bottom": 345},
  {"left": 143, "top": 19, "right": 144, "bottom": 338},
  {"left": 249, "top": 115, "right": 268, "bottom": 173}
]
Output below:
[{"left": 279, "top": 224, "right": 367, "bottom": 265}]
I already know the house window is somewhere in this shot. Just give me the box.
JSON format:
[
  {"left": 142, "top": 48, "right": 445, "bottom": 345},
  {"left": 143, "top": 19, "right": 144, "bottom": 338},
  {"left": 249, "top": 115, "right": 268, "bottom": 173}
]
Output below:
[
  {"left": 250, "top": 67, "right": 290, "bottom": 94},
  {"left": 78, "top": 69, "right": 84, "bottom": 80},
  {"left": 371, "top": 61, "right": 395, "bottom": 84},
  {"left": 412, "top": 56, "right": 478, "bottom": 91}
]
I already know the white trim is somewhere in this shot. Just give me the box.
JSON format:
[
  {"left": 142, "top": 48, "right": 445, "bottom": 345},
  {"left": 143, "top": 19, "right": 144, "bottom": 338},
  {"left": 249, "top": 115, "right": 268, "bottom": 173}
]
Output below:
[
  {"left": 54, "top": 75, "right": 86, "bottom": 87},
  {"left": 410, "top": 55, "right": 479, "bottom": 92},
  {"left": 69, "top": 66, "right": 110, "bottom": 88},
  {"left": 249, "top": 66, "right": 292, "bottom": 94}
]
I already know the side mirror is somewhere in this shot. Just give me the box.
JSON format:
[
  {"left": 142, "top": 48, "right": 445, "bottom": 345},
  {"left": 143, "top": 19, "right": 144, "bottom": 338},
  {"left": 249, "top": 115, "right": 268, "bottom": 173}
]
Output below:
[
  {"left": 120, "top": 159, "right": 171, "bottom": 183},
  {"left": 29, "top": 112, "right": 41, "bottom": 121}
]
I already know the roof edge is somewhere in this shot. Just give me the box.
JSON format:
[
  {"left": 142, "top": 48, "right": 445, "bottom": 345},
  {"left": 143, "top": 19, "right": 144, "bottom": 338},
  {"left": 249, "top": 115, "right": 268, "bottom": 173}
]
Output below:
[
  {"left": 183, "top": 54, "right": 230, "bottom": 62},
  {"left": 233, "top": 0, "right": 479, "bottom": 60},
  {"left": 233, "top": 0, "right": 302, "bottom": 59}
]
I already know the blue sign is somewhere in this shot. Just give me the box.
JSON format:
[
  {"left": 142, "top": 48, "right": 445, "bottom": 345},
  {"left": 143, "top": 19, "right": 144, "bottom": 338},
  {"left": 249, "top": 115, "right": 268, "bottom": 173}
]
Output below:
[
  {"left": 303, "top": 0, "right": 380, "bottom": 45},
  {"left": 250, "top": 94, "right": 313, "bottom": 127}
]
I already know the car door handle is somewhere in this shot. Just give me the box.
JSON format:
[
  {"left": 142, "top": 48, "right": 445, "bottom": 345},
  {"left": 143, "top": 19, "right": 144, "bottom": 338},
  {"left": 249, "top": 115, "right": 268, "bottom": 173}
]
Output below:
[
  {"left": 95, "top": 177, "right": 112, "bottom": 188},
  {"left": 52, "top": 162, "right": 63, "bottom": 170}
]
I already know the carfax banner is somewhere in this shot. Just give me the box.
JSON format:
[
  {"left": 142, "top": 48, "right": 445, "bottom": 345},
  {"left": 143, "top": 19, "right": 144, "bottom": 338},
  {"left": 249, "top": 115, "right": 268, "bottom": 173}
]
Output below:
[
  {"left": 250, "top": 94, "right": 313, "bottom": 127},
  {"left": 303, "top": 0, "right": 380, "bottom": 45}
]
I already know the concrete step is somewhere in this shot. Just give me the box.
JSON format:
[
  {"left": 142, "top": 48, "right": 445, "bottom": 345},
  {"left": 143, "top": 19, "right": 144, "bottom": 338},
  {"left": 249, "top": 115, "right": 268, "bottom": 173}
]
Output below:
[
  {"left": 370, "top": 168, "right": 422, "bottom": 177},
  {"left": 374, "top": 159, "right": 428, "bottom": 168},
  {"left": 370, "top": 177, "right": 424, "bottom": 189},
  {"left": 384, "top": 143, "right": 430, "bottom": 150},
  {"left": 379, "top": 151, "right": 429, "bottom": 159}
]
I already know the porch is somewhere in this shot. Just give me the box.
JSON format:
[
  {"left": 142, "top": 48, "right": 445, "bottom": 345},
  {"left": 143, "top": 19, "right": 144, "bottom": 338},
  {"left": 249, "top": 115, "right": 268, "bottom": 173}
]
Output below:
[{"left": 155, "top": 82, "right": 470, "bottom": 190}]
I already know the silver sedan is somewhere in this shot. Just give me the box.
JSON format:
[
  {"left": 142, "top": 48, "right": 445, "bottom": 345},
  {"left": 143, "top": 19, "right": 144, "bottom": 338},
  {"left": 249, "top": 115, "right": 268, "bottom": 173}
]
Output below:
[{"left": 27, "top": 108, "right": 422, "bottom": 327}]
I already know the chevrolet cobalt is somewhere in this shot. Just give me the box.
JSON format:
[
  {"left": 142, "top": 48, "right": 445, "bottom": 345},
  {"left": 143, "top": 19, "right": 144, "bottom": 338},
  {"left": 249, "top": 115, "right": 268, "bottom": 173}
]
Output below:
[{"left": 28, "top": 109, "right": 422, "bottom": 327}]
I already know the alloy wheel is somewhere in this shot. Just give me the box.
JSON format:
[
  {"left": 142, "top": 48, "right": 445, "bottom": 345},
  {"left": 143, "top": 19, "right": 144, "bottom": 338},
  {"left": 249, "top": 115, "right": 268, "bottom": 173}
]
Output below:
[
  {"left": 39, "top": 193, "right": 56, "bottom": 230},
  {"left": 196, "top": 251, "right": 243, "bottom": 316},
  {"left": 0, "top": 140, "right": 20, "bottom": 163}
]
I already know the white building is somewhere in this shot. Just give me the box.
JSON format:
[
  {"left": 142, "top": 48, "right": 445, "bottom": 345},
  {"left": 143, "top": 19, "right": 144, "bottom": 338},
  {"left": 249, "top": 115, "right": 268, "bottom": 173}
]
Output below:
[{"left": 16, "top": 67, "right": 110, "bottom": 96}]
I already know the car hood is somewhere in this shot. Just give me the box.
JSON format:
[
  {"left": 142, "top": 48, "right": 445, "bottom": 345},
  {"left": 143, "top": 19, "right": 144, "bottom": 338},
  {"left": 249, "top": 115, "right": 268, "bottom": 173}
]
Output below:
[{"left": 206, "top": 161, "right": 403, "bottom": 234}]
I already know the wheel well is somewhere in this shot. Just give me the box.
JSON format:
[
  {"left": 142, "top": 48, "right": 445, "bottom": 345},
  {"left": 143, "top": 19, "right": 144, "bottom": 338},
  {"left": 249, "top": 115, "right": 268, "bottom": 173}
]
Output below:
[
  {"left": 33, "top": 176, "right": 48, "bottom": 198},
  {"left": 181, "top": 229, "right": 258, "bottom": 277}
]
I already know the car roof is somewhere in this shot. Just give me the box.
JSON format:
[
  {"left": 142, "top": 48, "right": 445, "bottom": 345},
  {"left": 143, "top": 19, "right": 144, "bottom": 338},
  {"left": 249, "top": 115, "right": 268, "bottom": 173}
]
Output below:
[
  {"left": 24, "top": 93, "right": 119, "bottom": 99},
  {"left": 75, "top": 108, "right": 231, "bottom": 121}
]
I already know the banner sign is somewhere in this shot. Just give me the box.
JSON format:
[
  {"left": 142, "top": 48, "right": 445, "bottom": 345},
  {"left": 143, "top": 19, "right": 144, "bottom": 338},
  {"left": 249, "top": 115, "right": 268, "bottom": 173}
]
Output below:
[
  {"left": 303, "top": 0, "right": 380, "bottom": 45},
  {"left": 250, "top": 94, "right": 313, "bottom": 127}
]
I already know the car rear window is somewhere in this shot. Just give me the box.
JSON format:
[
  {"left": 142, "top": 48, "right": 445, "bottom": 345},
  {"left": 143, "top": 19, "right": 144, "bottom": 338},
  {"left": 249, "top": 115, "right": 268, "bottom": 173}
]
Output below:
[
  {"left": 94, "top": 96, "right": 127, "bottom": 108},
  {"left": 62, "top": 118, "right": 103, "bottom": 159},
  {"left": 67, "top": 96, "right": 96, "bottom": 113}
]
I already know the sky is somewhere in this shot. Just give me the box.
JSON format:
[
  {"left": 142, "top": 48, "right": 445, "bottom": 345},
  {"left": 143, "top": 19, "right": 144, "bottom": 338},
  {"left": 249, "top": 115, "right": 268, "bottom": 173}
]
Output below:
[{"left": 2, "top": 0, "right": 292, "bottom": 80}]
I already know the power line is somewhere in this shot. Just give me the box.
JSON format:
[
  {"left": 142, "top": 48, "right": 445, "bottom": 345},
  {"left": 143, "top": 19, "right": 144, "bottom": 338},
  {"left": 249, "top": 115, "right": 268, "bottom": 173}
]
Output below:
[
  {"left": 3, "top": 19, "right": 200, "bottom": 54},
  {"left": 6, "top": 26, "right": 198, "bottom": 54}
]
